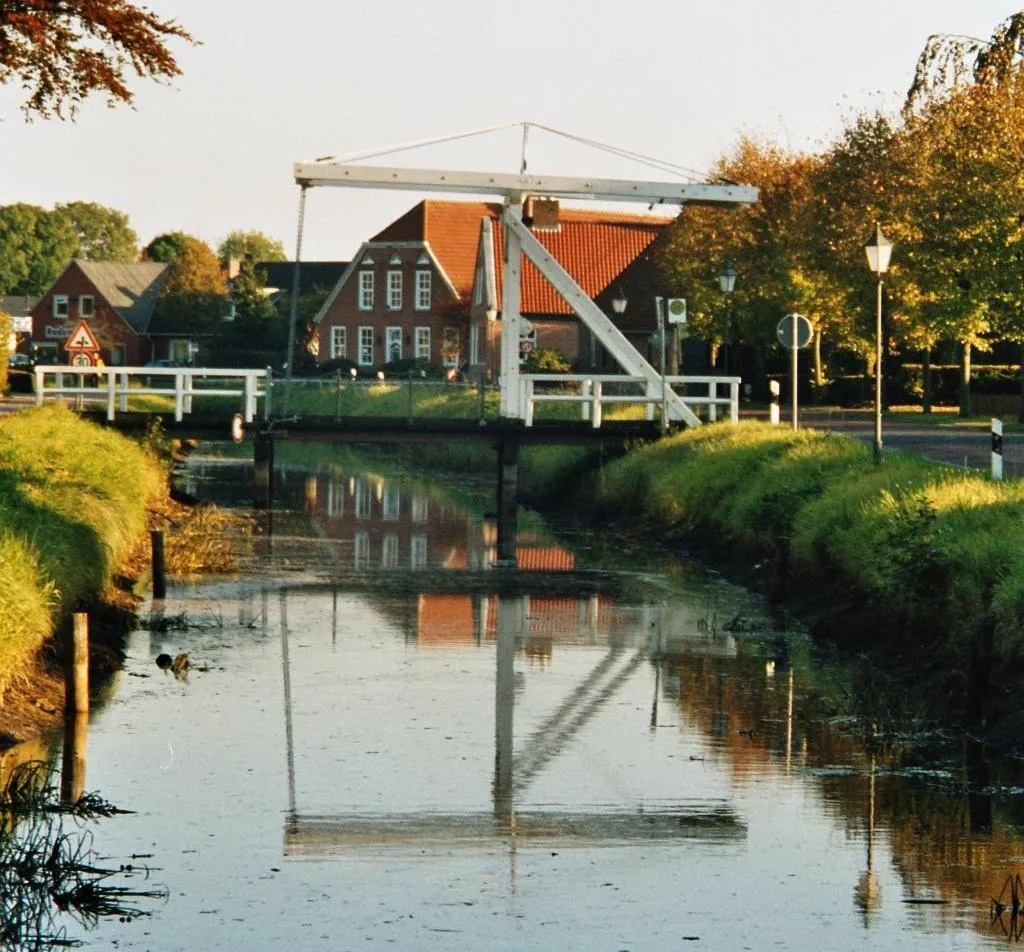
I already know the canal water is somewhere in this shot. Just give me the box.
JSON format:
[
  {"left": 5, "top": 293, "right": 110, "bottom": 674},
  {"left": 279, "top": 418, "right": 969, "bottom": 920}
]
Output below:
[{"left": 10, "top": 448, "right": 1024, "bottom": 950}]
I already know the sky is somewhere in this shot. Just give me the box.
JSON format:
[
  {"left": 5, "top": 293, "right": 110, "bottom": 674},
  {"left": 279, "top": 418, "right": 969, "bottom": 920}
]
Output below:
[{"left": 0, "top": 1, "right": 1019, "bottom": 262}]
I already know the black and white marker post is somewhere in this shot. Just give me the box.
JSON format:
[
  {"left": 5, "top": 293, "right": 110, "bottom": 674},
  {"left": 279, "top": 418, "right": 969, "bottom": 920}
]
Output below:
[{"left": 992, "top": 417, "right": 1004, "bottom": 481}]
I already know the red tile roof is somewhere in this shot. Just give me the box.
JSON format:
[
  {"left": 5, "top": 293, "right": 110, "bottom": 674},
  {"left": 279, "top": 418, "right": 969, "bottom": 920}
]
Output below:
[{"left": 372, "top": 200, "right": 670, "bottom": 315}]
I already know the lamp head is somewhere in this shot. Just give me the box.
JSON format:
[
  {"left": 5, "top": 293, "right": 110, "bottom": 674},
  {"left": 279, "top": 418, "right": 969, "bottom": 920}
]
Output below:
[{"left": 864, "top": 223, "right": 893, "bottom": 275}]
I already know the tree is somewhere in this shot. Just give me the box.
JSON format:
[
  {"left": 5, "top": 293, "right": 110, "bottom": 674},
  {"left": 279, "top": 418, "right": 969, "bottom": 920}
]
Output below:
[
  {"left": 56, "top": 202, "right": 137, "bottom": 261},
  {"left": 0, "top": 1, "right": 195, "bottom": 119},
  {"left": 142, "top": 231, "right": 189, "bottom": 264},
  {"left": 0, "top": 203, "right": 78, "bottom": 295},
  {"left": 218, "top": 230, "right": 286, "bottom": 265}
]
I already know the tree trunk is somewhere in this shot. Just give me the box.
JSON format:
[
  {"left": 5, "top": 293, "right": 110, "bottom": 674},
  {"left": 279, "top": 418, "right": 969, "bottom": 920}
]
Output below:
[
  {"left": 959, "top": 341, "right": 972, "bottom": 418},
  {"left": 922, "top": 346, "right": 933, "bottom": 414}
]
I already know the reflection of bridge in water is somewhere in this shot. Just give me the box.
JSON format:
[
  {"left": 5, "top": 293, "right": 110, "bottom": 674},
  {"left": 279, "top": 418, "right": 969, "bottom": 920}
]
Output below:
[{"left": 266, "top": 584, "right": 746, "bottom": 855}]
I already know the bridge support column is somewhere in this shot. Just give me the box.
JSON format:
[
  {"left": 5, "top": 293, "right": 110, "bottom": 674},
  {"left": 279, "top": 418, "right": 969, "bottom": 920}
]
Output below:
[
  {"left": 495, "top": 429, "right": 519, "bottom": 567},
  {"left": 254, "top": 432, "right": 275, "bottom": 509}
]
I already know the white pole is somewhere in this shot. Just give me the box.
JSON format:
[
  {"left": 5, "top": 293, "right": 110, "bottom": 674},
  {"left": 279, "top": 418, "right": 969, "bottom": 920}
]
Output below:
[{"left": 791, "top": 312, "right": 798, "bottom": 432}]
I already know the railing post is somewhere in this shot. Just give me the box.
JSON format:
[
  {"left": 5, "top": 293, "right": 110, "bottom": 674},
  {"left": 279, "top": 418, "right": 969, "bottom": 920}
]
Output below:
[
  {"left": 183, "top": 368, "right": 194, "bottom": 414},
  {"left": 592, "top": 380, "right": 603, "bottom": 428},
  {"left": 708, "top": 380, "right": 718, "bottom": 422},
  {"left": 581, "top": 379, "right": 592, "bottom": 422},
  {"left": 174, "top": 371, "right": 184, "bottom": 421},
  {"left": 106, "top": 368, "right": 116, "bottom": 420},
  {"left": 730, "top": 380, "right": 740, "bottom": 423},
  {"left": 244, "top": 372, "right": 256, "bottom": 423},
  {"left": 524, "top": 377, "right": 535, "bottom": 427},
  {"left": 264, "top": 366, "right": 273, "bottom": 421},
  {"left": 119, "top": 371, "right": 129, "bottom": 412},
  {"left": 35, "top": 367, "right": 44, "bottom": 406}
]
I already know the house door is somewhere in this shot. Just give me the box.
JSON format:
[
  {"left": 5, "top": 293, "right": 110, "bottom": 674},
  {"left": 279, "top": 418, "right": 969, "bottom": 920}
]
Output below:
[{"left": 386, "top": 327, "right": 402, "bottom": 364}]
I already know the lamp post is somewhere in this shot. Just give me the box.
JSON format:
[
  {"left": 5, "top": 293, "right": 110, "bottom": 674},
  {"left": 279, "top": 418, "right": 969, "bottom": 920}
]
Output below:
[
  {"left": 718, "top": 262, "right": 737, "bottom": 373},
  {"left": 864, "top": 224, "right": 893, "bottom": 465}
]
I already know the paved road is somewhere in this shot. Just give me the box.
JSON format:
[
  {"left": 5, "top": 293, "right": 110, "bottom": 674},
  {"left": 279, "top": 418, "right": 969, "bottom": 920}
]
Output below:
[{"left": 752, "top": 408, "right": 1019, "bottom": 478}]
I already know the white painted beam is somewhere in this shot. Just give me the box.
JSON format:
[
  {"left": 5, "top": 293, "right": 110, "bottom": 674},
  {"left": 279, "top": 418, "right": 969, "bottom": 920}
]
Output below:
[
  {"left": 294, "top": 163, "right": 758, "bottom": 206},
  {"left": 503, "top": 212, "right": 701, "bottom": 427}
]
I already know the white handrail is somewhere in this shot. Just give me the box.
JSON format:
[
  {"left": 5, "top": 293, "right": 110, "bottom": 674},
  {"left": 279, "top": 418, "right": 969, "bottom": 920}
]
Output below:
[
  {"left": 34, "top": 366, "right": 269, "bottom": 423},
  {"left": 520, "top": 374, "right": 741, "bottom": 428}
]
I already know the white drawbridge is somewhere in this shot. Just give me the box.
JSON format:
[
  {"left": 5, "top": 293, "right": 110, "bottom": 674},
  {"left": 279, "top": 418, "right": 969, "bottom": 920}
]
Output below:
[{"left": 290, "top": 122, "right": 758, "bottom": 425}]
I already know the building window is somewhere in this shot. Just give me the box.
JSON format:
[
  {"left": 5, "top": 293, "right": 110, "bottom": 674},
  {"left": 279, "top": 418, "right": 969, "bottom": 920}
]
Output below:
[
  {"left": 387, "top": 270, "right": 402, "bottom": 310},
  {"left": 382, "top": 533, "right": 399, "bottom": 568},
  {"left": 411, "top": 494, "right": 428, "bottom": 523},
  {"left": 382, "top": 485, "right": 400, "bottom": 521},
  {"left": 53, "top": 295, "right": 69, "bottom": 319},
  {"left": 415, "top": 271, "right": 431, "bottom": 310},
  {"left": 79, "top": 295, "right": 94, "bottom": 317},
  {"left": 330, "top": 326, "right": 347, "bottom": 359},
  {"left": 355, "top": 479, "right": 372, "bottom": 520},
  {"left": 411, "top": 534, "right": 428, "bottom": 569},
  {"left": 415, "top": 327, "right": 430, "bottom": 360},
  {"left": 358, "top": 271, "right": 374, "bottom": 310},
  {"left": 354, "top": 530, "right": 370, "bottom": 569},
  {"left": 358, "top": 326, "right": 374, "bottom": 366}
]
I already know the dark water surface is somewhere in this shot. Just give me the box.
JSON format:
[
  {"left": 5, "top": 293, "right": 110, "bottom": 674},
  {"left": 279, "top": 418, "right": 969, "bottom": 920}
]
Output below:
[{"left": 24, "top": 451, "right": 1024, "bottom": 949}]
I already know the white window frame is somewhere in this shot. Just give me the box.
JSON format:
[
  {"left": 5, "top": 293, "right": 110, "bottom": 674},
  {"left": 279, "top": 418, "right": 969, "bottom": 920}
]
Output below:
[
  {"left": 330, "top": 326, "right": 347, "bottom": 360},
  {"left": 386, "top": 270, "right": 402, "bottom": 310},
  {"left": 78, "top": 295, "right": 94, "bottom": 317},
  {"left": 411, "top": 533, "right": 428, "bottom": 569},
  {"left": 386, "top": 326, "right": 402, "bottom": 364},
  {"left": 358, "top": 271, "right": 374, "bottom": 311},
  {"left": 415, "top": 271, "right": 431, "bottom": 311},
  {"left": 358, "top": 326, "right": 374, "bottom": 366},
  {"left": 415, "top": 326, "right": 430, "bottom": 361},
  {"left": 382, "top": 486, "right": 400, "bottom": 521},
  {"left": 354, "top": 530, "right": 370, "bottom": 568},
  {"left": 470, "top": 324, "right": 480, "bottom": 365},
  {"left": 354, "top": 479, "right": 372, "bottom": 520},
  {"left": 382, "top": 533, "right": 399, "bottom": 568},
  {"left": 52, "top": 295, "right": 69, "bottom": 319}
]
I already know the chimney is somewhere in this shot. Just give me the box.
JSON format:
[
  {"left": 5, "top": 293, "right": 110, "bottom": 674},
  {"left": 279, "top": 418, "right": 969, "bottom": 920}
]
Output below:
[{"left": 523, "top": 197, "right": 560, "bottom": 231}]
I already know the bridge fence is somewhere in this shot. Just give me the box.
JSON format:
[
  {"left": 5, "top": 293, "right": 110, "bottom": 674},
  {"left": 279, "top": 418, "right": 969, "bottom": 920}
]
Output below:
[{"left": 34, "top": 366, "right": 268, "bottom": 422}]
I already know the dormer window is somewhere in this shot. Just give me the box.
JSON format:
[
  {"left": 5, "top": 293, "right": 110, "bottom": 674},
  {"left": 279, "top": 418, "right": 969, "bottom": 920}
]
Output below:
[
  {"left": 79, "top": 295, "right": 94, "bottom": 317},
  {"left": 360, "top": 253, "right": 375, "bottom": 266},
  {"left": 388, "top": 252, "right": 402, "bottom": 266},
  {"left": 52, "top": 295, "right": 69, "bottom": 319}
]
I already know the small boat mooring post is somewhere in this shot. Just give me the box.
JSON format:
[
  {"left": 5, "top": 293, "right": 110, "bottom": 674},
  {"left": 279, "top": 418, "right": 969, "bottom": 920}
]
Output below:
[
  {"left": 495, "top": 428, "right": 519, "bottom": 567},
  {"left": 254, "top": 430, "right": 275, "bottom": 509},
  {"left": 61, "top": 612, "right": 89, "bottom": 804}
]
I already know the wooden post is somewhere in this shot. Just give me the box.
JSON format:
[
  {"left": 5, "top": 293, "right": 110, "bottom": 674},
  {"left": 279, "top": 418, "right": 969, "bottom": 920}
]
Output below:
[
  {"left": 61, "top": 613, "right": 89, "bottom": 803},
  {"left": 151, "top": 529, "right": 166, "bottom": 599}
]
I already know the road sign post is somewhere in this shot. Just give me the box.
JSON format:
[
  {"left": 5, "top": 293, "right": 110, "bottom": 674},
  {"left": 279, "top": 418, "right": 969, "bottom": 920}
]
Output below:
[{"left": 776, "top": 314, "right": 813, "bottom": 431}]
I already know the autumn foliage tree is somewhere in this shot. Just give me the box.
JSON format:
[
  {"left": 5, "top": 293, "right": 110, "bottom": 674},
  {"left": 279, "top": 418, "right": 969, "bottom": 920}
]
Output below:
[
  {"left": 0, "top": 1, "right": 195, "bottom": 119},
  {"left": 146, "top": 233, "right": 227, "bottom": 334}
]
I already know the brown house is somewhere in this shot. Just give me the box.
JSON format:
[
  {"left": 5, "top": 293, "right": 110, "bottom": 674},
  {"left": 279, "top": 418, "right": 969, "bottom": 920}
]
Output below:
[
  {"left": 31, "top": 260, "right": 169, "bottom": 365},
  {"left": 314, "top": 199, "right": 673, "bottom": 376}
]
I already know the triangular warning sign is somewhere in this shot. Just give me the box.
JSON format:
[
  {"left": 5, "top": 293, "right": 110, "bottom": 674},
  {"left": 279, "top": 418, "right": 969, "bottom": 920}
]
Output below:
[{"left": 64, "top": 320, "right": 100, "bottom": 351}]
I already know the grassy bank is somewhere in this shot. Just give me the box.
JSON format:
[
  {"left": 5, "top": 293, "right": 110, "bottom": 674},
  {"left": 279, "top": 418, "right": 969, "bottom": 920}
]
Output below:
[
  {"left": 0, "top": 405, "right": 164, "bottom": 698},
  {"left": 585, "top": 422, "right": 1024, "bottom": 725}
]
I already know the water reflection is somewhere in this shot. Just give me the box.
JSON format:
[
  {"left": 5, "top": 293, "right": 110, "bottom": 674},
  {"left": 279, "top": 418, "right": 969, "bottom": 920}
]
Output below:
[{"left": 152, "top": 452, "right": 1024, "bottom": 948}]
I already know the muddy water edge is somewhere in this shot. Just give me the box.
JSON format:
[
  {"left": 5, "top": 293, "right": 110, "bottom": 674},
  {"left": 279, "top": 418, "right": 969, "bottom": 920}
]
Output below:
[{"left": 7, "top": 444, "right": 1024, "bottom": 951}]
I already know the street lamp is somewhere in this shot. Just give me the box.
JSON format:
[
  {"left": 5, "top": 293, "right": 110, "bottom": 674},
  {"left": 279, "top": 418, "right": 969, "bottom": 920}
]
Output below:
[
  {"left": 718, "top": 262, "right": 737, "bottom": 372},
  {"left": 864, "top": 224, "right": 893, "bottom": 465},
  {"left": 595, "top": 287, "right": 627, "bottom": 368}
]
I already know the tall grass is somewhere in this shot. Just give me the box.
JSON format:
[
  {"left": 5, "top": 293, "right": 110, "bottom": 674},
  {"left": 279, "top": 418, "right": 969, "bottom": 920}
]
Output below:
[
  {"left": 0, "top": 405, "right": 163, "bottom": 693},
  {"left": 591, "top": 421, "right": 1024, "bottom": 657}
]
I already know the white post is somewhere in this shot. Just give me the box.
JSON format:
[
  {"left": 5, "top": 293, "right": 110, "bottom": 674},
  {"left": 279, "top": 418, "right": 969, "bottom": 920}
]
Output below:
[
  {"left": 119, "top": 371, "right": 129, "bottom": 412},
  {"left": 524, "top": 377, "right": 535, "bottom": 427},
  {"left": 174, "top": 371, "right": 184, "bottom": 422},
  {"left": 106, "top": 368, "right": 116, "bottom": 420},
  {"left": 992, "top": 417, "right": 1004, "bottom": 481},
  {"left": 35, "top": 367, "right": 44, "bottom": 406},
  {"left": 581, "top": 379, "right": 592, "bottom": 422},
  {"left": 500, "top": 203, "right": 524, "bottom": 419},
  {"left": 183, "top": 368, "right": 194, "bottom": 414},
  {"left": 244, "top": 373, "right": 256, "bottom": 422},
  {"left": 730, "top": 380, "right": 740, "bottom": 423},
  {"left": 770, "top": 379, "right": 780, "bottom": 426},
  {"left": 708, "top": 380, "right": 718, "bottom": 422},
  {"left": 592, "top": 380, "right": 603, "bottom": 428},
  {"left": 791, "top": 312, "right": 798, "bottom": 432}
]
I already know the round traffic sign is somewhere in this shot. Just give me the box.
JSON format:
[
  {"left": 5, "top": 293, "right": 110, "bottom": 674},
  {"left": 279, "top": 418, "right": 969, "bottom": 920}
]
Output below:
[
  {"left": 71, "top": 352, "right": 93, "bottom": 367},
  {"left": 776, "top": 314, "right": 814, "bottom": 350}
]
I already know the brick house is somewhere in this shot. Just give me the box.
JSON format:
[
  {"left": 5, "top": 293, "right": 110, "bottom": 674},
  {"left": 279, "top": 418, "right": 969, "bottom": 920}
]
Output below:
[
  {"left": 31, "top": 260, "right": 169, "bottom": 365},
  {"left": 314, "top": 199, "right": 672, "bottom": 376}
]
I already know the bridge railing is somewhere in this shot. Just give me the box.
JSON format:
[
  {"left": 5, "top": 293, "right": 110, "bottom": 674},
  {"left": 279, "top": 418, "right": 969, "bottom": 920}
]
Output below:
[
  {"left": 520, "top": 374, "right": 741, "bottom": 428},
  {"left": 34, "top": 366, "right": 269, "bottom": 422}
]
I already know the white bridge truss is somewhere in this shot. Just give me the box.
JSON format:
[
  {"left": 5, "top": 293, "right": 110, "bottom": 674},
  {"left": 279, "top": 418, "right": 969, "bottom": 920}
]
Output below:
[{"left": 293, "top": 126, "right": 758, "bottom": 426}]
